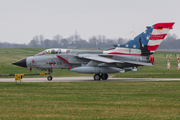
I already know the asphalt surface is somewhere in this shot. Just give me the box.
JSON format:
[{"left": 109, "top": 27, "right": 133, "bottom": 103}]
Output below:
[{"left": 0, "top": 77, "right": 180, "bottom": 82}]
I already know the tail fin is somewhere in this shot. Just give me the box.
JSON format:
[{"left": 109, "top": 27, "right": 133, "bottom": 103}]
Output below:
[
  {"left": 147, "top": 22, "right": 175, "bottom": 52},
  {"left": 114, "top": 22, "right": 175, "bottom": 56}
]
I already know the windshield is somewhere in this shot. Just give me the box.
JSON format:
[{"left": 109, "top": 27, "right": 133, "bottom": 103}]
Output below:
[{"left": 36, "top": 51, "right": 45, "bottom": 56}]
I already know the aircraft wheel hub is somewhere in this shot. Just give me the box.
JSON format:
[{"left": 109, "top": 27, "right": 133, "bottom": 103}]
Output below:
[{"left": 47, "top": 76, "right": 53, "bottom": 81}]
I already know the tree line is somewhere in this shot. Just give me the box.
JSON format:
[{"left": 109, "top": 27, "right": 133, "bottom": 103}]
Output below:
[{"left": 0, "top": 34, "right": 179, "bottom": 49}]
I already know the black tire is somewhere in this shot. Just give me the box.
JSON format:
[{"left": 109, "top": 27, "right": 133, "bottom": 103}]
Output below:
[
  {"left": 101, "top": 74, "right": 108, "bottom": 80},
  {"left": 94, "top": 74, "right": 101, "bottom": 81},
  {"left": 105, "top": 74, "right": 108, "bottom": 80},
  {"left": 47, "top": 76, "right": 53, "bottom": 81}
]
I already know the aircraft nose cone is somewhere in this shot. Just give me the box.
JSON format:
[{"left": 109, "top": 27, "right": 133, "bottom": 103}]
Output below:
[{"left": 12, "top": 58, "right": 27, "bottom": 68}]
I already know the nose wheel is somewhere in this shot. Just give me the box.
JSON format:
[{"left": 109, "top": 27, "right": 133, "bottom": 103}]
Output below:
[
  {"left": 47, "top": 76, "right": 53, "bottom": 81},
  {"left": 94, "top": 74, "right": 108, "bottom": 81},
  {"left": 47, "top": 69, "right": 53, "bottom": 81}
]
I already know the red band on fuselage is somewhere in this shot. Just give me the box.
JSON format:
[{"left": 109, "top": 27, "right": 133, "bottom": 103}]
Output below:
[
  {"left": 57, "top": 55, "right": 72, "bottom": 69},
  {"left": 108, "top": 52, "right": 141, "bottom": 56}
]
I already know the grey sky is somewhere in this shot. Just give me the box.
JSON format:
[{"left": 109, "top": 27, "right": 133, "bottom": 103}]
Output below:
[{"left": 0, "top": 0, "right": 179, "bottom": 43}]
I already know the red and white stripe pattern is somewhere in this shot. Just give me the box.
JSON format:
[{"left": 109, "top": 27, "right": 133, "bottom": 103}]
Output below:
[{"left": 147, "top": 22, "right": 175, "bottom": 52}]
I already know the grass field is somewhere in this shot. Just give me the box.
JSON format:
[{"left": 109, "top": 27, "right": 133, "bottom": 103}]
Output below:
[
  {"left": 1, "top": 48, "right": 180, "bottom": 120},
  {"left": 0, "top": 81, "right": 180, "bottom": 120},
  {"left": 0, "top": 48, "right": 180, "bottom": 78}
]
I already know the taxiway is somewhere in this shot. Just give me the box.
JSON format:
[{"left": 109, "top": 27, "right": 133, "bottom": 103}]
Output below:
[{"left": 0, "top": 77, "right": 180, "bottom": 82}]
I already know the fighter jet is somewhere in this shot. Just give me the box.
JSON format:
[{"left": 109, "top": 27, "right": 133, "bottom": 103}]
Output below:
[{"left": 12, "top": 22, "right": 175, "bottom": 81}]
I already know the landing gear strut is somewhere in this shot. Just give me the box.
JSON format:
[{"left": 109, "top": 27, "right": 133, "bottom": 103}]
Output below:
[
  {"left": 93, "top": 74, "right": 108, "bottom": 81},
  {"left": 47, "top": 69, "right": 53, "bottom": 81}
]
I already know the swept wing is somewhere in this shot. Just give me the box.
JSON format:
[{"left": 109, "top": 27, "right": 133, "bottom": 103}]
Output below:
[
  {"left": 76, "top": 54, "right": 122, "bottom": 63},
  {"left": 76, "top": 54, "right": 152, "bottom": 66}
]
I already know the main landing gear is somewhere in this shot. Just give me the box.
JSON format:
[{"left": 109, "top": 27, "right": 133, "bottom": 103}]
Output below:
[
  {"left": 47, "top": 69, "right": 53, "bottom": 81},
  {"left": 94, "top": 74, "right": 108, "bottom": 81}
]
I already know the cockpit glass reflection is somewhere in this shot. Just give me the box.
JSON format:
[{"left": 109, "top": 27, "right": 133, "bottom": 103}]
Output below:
[{"left": 36, "top": 49, "right": 64, "bottom": 56}]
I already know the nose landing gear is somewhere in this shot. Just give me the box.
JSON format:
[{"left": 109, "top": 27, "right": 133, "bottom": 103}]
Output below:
[
  {"left": 47, "top": 69, "right": 53, "bottom": 81},
  {"left": 93, "top": 74, "right": 108, "bottom": 81},
  {"left": 47, "top": 76, "right": 52, "bottom": 81}
]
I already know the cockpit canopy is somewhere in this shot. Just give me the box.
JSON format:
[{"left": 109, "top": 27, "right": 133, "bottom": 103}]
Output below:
[{"left": 36, "top": 48, "right": 71, "bottom": 56}]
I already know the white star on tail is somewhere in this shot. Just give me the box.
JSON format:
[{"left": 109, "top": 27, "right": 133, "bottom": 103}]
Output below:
[
  {"left": 146, "top": 36, "right": 149, "bottom": 39},
  {"left": 126, "top": 44, "right": 129, "bottom": 47},
  {"left": 133, "top": 45, "right": 136, "bottom": 48}
]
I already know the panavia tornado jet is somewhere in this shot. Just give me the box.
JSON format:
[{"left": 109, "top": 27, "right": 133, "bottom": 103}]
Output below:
[{"left": 12, "top": 22, "right": 175, "bottom": 81}]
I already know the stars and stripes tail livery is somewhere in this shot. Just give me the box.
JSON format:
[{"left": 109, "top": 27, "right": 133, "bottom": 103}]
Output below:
[{"left": 104, "top": 22, "right": 175, "bottom": 56}]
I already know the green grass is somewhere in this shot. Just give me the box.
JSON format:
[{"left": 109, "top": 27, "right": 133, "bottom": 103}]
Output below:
[
  {"left": 0, "top": 81, "right": 180, "bottom": 120},
  {"left": 1, "top": 48, "right": 180, "bottom": 119},
  {"left": 0, "top": 48, "right": 180, "bottom": 78}
]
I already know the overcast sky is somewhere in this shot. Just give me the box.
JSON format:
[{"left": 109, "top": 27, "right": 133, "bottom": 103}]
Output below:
[{"left": 0, "top": 0, "right": 179, "bottom": 44}]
